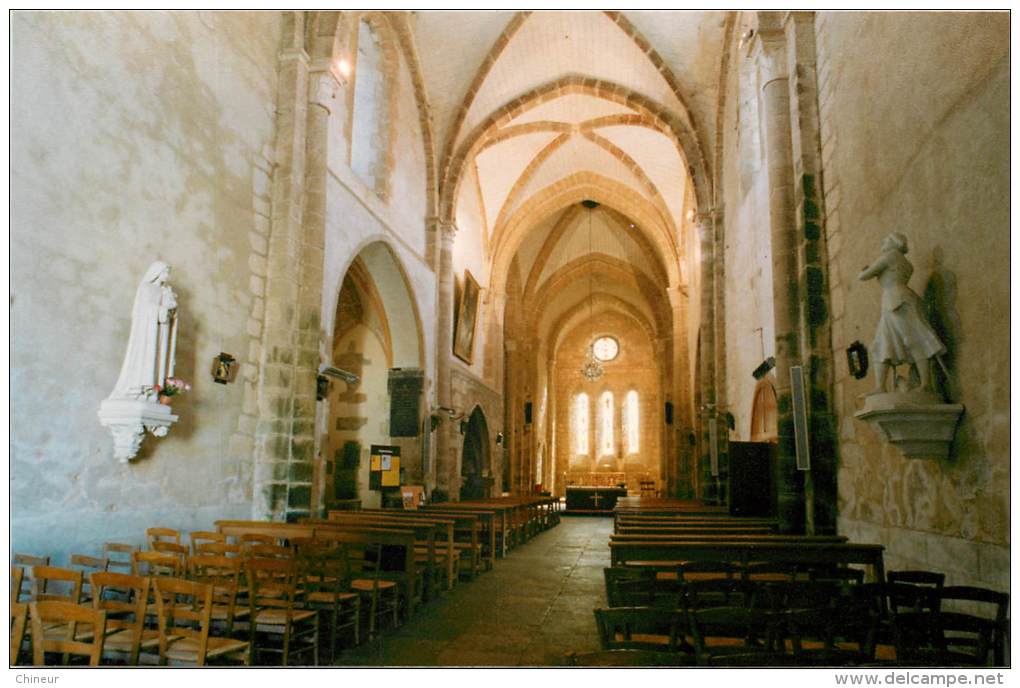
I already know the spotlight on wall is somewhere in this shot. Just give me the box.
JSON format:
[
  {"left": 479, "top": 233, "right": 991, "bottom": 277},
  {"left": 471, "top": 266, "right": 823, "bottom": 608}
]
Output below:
[
  {"left": 495, "top": 432, "right": 505, "bottom": 446},
  {"left": 685, "top": 209, "right": 696, "bottom": 222},
  {"left": 337, "top": 58, "right": 352, "bottom": 79}
]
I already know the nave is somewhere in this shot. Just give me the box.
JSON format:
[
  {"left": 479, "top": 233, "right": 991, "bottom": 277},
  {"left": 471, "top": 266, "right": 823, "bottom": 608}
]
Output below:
[{"left": 337, "top": 517, "right": 611, "bottom": 666}]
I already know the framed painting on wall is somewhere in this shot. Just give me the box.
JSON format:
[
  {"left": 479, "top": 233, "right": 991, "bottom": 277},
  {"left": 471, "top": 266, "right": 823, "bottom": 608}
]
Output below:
[{"left": 453, "top": 270, "right": 480, "bottom": 364}]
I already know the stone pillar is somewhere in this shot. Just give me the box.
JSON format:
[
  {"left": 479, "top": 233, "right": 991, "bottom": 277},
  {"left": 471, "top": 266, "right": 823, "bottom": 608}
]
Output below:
[
  {"left": 433, "top": 219, "right": 457, "bottom": 499},
  {"left": 755, "top": 14, "right": 804, "bottom": 533},
  {"left": 695, "top": 212, "right": 720, "bottom": 503},
  {"left": 784, "top": 11, "right": 837, "bottom": 534},
  {"left": 253, "top": 39, "right": 310, "bottom": 522},
  {"left": 668, "top": 286, "right": 694, "bottom": 498}
]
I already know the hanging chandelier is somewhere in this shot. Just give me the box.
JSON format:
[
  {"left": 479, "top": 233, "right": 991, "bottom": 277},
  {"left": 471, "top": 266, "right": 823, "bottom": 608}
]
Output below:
[{"left": 579, "top": 200, "right": 603, "bottom": 382}]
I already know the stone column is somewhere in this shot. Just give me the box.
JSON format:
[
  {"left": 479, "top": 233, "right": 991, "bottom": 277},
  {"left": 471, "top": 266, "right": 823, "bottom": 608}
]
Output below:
[
  {"left": 784, "top": 11, "right": 837, "bottom": 534},
  {"left": 433, "top": 219, "right": 457, "bottom": 499},
  {"left": 755, "top": 15, "right": 804, "bottom": 533},
  {"left": 695, "top": 212, "right": 720, "bottom": 503},
  {"left": 253, "top": 40, "right": 310, "bottom": 522},
  {"left": 668, "top": 286, "right": 693, "bottom": 498},
  {"left": 283, "top": 62, "right": 342, "bottom": 520}
]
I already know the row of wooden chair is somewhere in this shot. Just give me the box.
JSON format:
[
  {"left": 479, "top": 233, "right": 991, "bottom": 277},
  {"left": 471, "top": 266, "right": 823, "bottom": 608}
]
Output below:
[
  {"left": 599, "top": 564, "right": 1008, "bottom": 667},
  {"left": 11, "top": 537, "right": 402, "bottom": 666}
]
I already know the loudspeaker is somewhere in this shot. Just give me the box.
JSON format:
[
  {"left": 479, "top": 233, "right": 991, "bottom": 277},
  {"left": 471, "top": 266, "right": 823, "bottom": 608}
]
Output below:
[
  {"left": 524, "top": 402, "right": 532, "bottom": 424},
  {"left": 790, "top": 365, "right": 811, "bottom": 471},
  {"left": 664, "top": 402, "right": 674, "bottom": 425}
]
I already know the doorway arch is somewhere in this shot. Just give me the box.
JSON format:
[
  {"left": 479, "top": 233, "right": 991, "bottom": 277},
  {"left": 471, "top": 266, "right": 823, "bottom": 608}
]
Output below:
[
  {"left": 323, "top": 241, "right": 424, "bottom": 511},
  {"left": 460, "top": 406, "right": 490, "bottom": 501}
]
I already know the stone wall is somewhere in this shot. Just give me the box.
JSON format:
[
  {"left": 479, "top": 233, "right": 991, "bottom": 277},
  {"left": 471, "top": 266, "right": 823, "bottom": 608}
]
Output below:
[
  {"left": 815, "top": 12, "right": 1009, "bottom": 590},
  {"left": 10, "top": 10, "right": 282, "bottom": 560}
]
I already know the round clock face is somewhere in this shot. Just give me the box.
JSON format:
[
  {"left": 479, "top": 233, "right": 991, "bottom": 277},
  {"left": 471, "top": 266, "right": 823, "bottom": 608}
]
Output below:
[{"left": 592, "top": 336, "right": 619, "bottom": 362}]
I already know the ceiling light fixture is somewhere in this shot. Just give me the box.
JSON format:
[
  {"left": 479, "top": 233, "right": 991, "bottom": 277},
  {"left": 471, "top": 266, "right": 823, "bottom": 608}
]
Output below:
[{"left": 580, "top": 200, "right": 604, "bottom": 382}]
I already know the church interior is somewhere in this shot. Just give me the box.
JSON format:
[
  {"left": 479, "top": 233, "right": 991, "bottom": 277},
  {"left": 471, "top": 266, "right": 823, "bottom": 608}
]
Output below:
[{"left": 9, "top": 10, "right": 1010, "bottom": 668}]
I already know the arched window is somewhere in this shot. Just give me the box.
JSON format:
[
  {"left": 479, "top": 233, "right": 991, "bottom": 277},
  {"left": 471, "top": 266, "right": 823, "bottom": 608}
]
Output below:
[
  {"left": 573, "top": 393, "right": 589, "bottom": 456},
  {"left": 625, "top": 390, "right": 640, "bottom": 455},
  {"left": 599, "top": 391, "right": 614, "bottom": 457},
  {"left": 350, "top": 17, "right": 392, "bottom": 195}
]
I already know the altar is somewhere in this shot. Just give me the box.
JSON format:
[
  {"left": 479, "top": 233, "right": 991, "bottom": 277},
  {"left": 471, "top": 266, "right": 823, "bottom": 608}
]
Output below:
[{"left": 565, "top": 485, "right": 628, "bottom": 513}]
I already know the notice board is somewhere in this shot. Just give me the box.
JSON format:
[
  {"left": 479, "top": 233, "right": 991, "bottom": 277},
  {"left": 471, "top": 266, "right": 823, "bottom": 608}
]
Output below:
[{"left": 369, "top": 445, "right": 401, "bottom": 490}]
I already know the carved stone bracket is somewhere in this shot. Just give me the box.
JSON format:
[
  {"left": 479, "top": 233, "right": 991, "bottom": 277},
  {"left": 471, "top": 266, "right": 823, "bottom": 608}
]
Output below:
[
  {"left": 855, "top": 392, "right": 964, "bottom": 460},
  {"left": 98, "top": 399, "right": 179, "bottom": 463}
]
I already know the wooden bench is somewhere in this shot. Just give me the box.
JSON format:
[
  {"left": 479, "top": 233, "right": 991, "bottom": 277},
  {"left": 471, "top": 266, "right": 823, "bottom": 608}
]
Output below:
[
  {"left": 370, "top": 509, "right": 483, "bottom": 580},
  {"left": 420, "top": 507, "right": 496, "bottom": 571},
  {"left": 213, "top": 520, "right": 420, "bottom": 619},
  {"left": 322, "top": 512, "right": 458, "bottom": 593},
  {"left": 609, "top": 539, "right": 885, "bottom": 582}
]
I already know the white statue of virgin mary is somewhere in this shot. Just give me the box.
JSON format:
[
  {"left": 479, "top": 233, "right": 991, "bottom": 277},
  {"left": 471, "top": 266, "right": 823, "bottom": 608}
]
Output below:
[{"left": 110, "top": 261, "right": 178, "bottom": 400}]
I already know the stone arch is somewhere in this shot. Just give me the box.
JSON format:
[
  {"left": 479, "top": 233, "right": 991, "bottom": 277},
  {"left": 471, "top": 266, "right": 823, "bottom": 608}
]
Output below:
[
  {"left": 440, "top": 76, "right": 712, "bottom": 224},
  {"left": 325, "top": 238, "right": 424, "bottom": 370},
  {"left": 460, "top": 405, "right": 491, "bottom": 500},
  {"left": 750, "top": 377, "right": 778, "bottom": 443},
  {"left": 490, "top": 173, "right": 681, "bottom": 296},
  {"left": 547, "top": 294, "right": 658, "bottom": 356}
]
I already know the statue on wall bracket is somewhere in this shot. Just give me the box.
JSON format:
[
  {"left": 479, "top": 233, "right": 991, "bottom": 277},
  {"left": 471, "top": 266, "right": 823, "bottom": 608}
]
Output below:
[
  {"left": 98, "top": 261, "right": 179, "bottom": 462},
  {"left": 854, "top": 234, "right": 962, "bottom": 459}
]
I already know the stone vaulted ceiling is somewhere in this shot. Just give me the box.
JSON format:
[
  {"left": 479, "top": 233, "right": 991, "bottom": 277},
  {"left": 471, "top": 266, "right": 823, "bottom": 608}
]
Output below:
[{"left": 410, "top": 10, "right": 730, "bottom": 346}]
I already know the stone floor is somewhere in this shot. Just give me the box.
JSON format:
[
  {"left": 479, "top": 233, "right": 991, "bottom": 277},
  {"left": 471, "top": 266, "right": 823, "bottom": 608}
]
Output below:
[{"left": 335, "top": 515, "right": 612, "bottom": 667}]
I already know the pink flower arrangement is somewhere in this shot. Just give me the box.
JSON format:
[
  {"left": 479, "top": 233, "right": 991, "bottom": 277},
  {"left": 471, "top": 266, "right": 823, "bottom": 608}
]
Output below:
[{"left": 153, "top": 378, "right": 192, "bottom": 398}]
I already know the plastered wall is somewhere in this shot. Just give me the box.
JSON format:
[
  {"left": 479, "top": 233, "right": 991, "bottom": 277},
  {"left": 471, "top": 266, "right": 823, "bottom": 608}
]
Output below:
[
  {"left": 814, "top": 12, "right": 1009, "bottom": 590},
  {"left": 10, "top": 10, "right": 282, "bottom": 560}
]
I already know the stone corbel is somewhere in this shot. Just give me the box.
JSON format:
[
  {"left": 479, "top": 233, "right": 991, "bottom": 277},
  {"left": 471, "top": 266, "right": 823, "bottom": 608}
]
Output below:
[
  {"left": 854, "top": 392, "right": 964, "bottom": 460},
  {"left": 98, "top": 399, "right": 178, "bottom": 463}
]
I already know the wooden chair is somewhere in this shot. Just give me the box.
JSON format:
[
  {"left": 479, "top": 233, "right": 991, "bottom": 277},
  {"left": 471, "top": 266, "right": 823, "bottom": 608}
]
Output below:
[
  {"left": 246, "top": 543, "right": 293, "bottom": 559},
  {"left": 936, "top": 586, "right": 1009, "bottom": 667},
  {"left": 31, "top": 566, "right": 83, "bottom": 604},
  {"left": 146, "top": 527, "right": 182, "bottom": 549},
  {"left": 189, "top": 531, "right": 227, "bottom": 555},
  {"left": 29, "top": 601, "right": 107, "bottom": 666},
  {"left": 345, "top": 541, "right": 400, "bottom": 638},
  {"left": 239, "top": 533, "right": 277, "bottom": 550},
  {"left": 194, "top": 542, "right": 243, "bottom": 558},
  {"left": 852, "top": 582, "right": 937, "bottom": 660},
  {"left": 887, "top": 569, "right": 946, "bottom": 591},
  {"left": 188, "top": 555, "right": 248, "bottom": 637},
  {"left": 152, "top": 541, "right": 190, "bottom": 561},
  {"left": 246, "top": 557, "right": 319, "bottom": 665},
  {"left": 14, "top": 555, "right": 49, "bottom": 600},
  {"left": 90, "top": 571, "right": 159, "bottom": 665},
  {"left": 11, "top": 565, "right": 25, "bottom": 604},
  {"left": 594, "top": 606, "right": 689, "bottom": 653},
  {"left": 296, "top": 542, "right": 361, "bottom": 660},
  {"left": 103, "top": 542, "right": 138, "bottom": 573},
  {"left": 131, "top": 550, "right": 183, "bottom": 578},
  {"left": 153, "top": 577, "right": 250, "bottom": 666},
  {"left": 69, "top": 555, "right": 107, "bottom": 603},
  {"left": 603, "top": 566, "right": 663, "bottom": 607},
  {"left": 10, "top": 602, "right": 28, "bottom": 665},
  {"left": 893, "top": 610, "right": 994, "bottom": 667}
]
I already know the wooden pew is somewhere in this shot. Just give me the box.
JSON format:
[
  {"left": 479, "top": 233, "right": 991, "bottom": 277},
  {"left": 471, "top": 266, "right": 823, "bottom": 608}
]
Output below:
[
  {"left": 427, "top": 502, "right": 515, "bottom": 558},
  {"left": 214, "top": 520, "right": 420, "bottom": 618},
  {"left": 420, "top": 507, "right": 496, "bottom": 571},
  {"left": 608, "top": 539, "right": 885, "bottom": 582},
  {"left": 323, "top": 512, "right": 459, "bottom": 592},
  {"left": 615, "top": 525, "right": 776, "bottom": 537},
  {"left": 370, "top": 509, "right": 483, "bottom": 580}
]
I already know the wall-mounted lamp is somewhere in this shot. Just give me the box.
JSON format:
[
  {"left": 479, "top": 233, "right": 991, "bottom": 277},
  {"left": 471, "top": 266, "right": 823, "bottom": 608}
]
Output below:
[
  {"left": 495, "top": 432, "right": 504, "bottom": 446},
  {"left": 846, "top": 341, "right": 869, "bottom": 380},
  {"left": 459, "top": 420, "right": 469, "bottom": 435},
  {"left": 435, "top": 406, "right": 465, "bottom": 421},
  {"left": 316, "top": 375, "right": 330, "bottom": 401},
  {"left": 211, "top": 353, "right": 238, "bottom": 385},
  {"left": 319, "top": 364, "right": 359, "bottom": 384}
]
